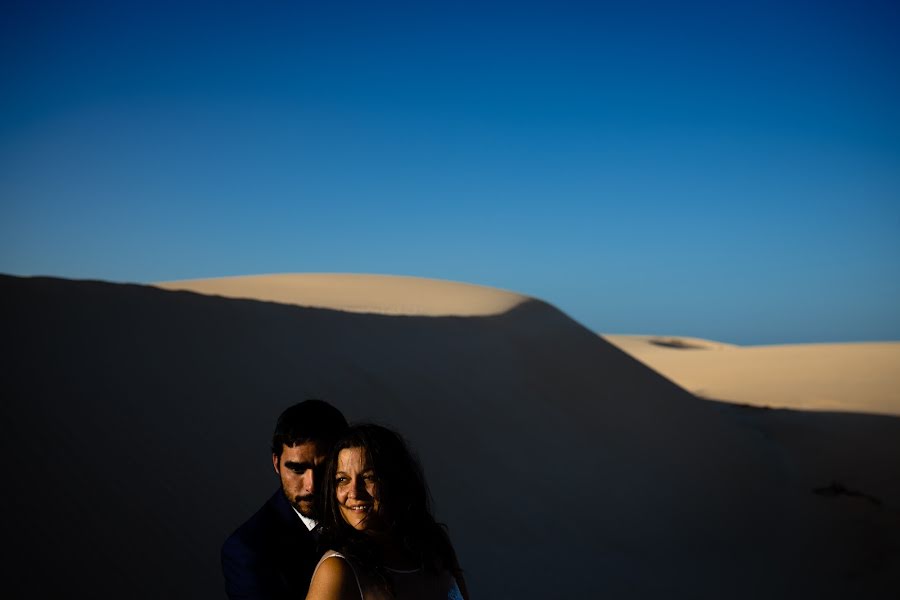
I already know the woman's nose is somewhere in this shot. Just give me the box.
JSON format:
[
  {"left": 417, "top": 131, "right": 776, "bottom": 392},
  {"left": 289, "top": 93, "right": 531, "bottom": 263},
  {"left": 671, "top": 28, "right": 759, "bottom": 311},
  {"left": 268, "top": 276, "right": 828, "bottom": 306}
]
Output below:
[{"left": 350, "top": 477, "right": 368, "bottom": 497}]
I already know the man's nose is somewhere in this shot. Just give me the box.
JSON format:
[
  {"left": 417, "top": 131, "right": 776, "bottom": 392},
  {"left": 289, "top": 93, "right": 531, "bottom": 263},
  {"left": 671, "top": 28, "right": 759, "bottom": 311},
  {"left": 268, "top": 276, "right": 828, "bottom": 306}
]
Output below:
[
  {"left": 310, "top": 464, "right": 326, "bottom": 493},
  {"left": 304, "top": 471, "right": 315, "bottom": 493}
]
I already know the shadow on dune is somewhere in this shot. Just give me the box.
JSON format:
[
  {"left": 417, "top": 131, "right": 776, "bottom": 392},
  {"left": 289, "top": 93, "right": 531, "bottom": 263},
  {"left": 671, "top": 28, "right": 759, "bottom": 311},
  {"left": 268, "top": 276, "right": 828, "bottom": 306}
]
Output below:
[
  {"left": 648, "top": 338, "right": 709, "bottom": 349},
  {"left": 2, "top": 275, "right": 899, "bottom": 599}
]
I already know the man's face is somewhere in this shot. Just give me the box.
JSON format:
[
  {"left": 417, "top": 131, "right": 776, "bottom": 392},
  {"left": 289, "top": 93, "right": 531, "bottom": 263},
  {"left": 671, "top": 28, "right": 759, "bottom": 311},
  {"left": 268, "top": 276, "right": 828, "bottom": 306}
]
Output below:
[{"left": 272, "top": 441, "right": 327, "bottom": 518}]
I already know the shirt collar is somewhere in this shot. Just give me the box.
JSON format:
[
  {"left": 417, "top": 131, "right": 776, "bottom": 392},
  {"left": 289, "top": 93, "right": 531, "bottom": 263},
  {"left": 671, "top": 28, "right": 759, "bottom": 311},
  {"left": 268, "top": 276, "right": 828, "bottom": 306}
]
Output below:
[{"left": 291, "top": 505, "right": 318, "bottom": 532}]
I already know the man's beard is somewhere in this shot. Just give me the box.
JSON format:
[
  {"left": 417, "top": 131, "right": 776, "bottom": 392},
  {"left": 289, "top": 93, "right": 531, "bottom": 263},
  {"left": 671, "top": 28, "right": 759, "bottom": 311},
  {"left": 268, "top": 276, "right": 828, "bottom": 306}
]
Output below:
[{"left": 292, "top": 494, "right": 318, "bottom": 519}]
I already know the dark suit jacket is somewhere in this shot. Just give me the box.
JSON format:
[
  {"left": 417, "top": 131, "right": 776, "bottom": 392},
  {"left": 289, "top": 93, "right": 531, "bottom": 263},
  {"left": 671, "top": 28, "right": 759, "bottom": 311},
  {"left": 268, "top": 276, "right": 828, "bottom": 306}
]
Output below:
[{"left": 221, "top": 490, "right": 321, "bottom": 599}]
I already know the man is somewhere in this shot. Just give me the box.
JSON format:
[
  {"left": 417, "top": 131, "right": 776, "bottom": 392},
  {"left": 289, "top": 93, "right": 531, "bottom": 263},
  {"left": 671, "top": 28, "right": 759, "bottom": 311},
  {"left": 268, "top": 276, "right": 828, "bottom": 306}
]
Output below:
[{"left": 222, "top": 400, "right": 348, "bottom": 599}]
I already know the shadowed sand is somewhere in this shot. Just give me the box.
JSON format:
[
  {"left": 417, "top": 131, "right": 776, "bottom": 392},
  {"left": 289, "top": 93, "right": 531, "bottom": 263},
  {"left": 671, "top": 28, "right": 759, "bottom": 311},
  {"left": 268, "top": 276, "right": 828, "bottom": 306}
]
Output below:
[
  {"left": 3, "top": 274, "right": 899, "bottom": 599},
  {"left": 605, "top": 334, "right": 900, "bottom": 416}
]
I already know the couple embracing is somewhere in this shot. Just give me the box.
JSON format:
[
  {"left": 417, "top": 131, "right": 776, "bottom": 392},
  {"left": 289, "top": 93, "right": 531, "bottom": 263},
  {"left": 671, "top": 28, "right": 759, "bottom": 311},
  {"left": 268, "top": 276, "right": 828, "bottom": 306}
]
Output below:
[{"left": 222, "top": 400, "right": 469, "bottom": 600}]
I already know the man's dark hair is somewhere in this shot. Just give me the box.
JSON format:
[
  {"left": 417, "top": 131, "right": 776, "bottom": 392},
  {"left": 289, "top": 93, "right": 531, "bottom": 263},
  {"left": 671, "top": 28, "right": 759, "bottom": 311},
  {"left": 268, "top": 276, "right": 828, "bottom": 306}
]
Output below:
[{"left": 271, "top": 399, "right": 348, "bottom": 457}]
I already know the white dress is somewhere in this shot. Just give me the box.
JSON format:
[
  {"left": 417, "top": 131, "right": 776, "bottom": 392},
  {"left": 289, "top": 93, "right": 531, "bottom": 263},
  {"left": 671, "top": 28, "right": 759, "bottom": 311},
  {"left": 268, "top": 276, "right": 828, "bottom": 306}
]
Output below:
[{"left": 311, "top": 550, "right": 464, "bottom": 600}]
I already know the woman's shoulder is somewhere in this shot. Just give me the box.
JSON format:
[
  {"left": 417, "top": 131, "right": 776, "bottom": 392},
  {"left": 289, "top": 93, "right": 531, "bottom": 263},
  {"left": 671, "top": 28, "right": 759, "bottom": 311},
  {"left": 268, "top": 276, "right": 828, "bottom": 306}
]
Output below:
[
  {"left": 317, "top": 549, "right": 347, "bottom": 563},
  {"left": 307, "top": 550, "right": 362, "bottom": 600}
]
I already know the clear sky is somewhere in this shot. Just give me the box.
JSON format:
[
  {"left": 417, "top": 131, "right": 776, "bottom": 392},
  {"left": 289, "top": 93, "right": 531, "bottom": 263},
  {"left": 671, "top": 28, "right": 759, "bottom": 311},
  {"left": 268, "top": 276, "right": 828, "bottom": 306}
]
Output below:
[{"left": 2, "top": 1, "right": 898, "bottom": 345}]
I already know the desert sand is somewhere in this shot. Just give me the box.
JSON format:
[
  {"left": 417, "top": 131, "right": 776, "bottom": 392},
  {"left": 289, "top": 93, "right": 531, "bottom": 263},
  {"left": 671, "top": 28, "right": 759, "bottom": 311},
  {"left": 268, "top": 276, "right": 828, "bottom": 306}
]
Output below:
[
  {"left": 3, "top": 273, "right": 899, "bottom": 599},
  {"left": 604, "top": 334, "right": 900, "bottom": 416},
  {"left": 156, "top": 273, "right": 529, "bottom": 316}
]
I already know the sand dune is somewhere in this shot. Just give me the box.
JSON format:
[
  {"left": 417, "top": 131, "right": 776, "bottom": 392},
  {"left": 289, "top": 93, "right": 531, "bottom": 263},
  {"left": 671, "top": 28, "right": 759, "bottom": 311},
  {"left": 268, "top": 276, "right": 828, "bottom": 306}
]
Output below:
[
  {"left": 156, "top": 273, "right": 529, "bottom": 316},
  {"left": 3, "top": 273, "right": 900, "bottom": 599},
  {"left": 605, "top": 334, "right": 900, "bottom": 416}
]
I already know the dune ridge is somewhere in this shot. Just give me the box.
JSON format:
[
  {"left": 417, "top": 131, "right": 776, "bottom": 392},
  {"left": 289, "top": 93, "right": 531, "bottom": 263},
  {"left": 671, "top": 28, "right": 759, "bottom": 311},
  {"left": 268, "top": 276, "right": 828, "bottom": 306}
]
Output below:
[{"left": 155, "top": 273, "right": 529, "bottom": 316}]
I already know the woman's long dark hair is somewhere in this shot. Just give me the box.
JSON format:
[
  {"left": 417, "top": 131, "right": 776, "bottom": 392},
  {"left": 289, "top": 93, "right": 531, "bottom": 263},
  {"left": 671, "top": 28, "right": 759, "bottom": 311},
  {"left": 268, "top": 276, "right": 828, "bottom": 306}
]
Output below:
[{"left": 318, "top": 424, "right": 462, "bottom": 591}]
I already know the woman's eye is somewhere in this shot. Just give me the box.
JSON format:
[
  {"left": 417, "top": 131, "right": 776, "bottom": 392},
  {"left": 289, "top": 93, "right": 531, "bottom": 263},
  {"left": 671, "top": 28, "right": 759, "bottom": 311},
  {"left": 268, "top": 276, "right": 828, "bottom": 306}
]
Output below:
[{"left": 336, "top": 476, "right": 348, "bottom": 484}]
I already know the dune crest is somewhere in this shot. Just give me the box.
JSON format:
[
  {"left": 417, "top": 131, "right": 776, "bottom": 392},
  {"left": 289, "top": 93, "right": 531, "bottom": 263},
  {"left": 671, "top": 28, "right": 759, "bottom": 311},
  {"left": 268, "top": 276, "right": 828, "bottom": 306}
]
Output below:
[{"left": 155, "top": 273, "right": 529, "bottom": 316}]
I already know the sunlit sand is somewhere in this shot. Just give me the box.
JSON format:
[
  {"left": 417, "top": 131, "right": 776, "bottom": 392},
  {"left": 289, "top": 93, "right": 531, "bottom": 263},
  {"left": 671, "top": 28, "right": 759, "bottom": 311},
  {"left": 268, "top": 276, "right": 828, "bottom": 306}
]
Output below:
[
  {"left": 605, "top": 334, "right": 900, "bottom": 416},
  {"left": 155, "top": 273, "right": 529, "bottom": 317}
]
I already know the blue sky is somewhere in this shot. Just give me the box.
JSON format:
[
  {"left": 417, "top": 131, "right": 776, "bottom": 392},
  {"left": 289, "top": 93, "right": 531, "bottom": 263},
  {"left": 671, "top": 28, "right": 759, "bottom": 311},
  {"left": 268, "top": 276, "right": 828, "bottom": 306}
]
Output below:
[{"left": 2, "top": 1, "right": 898, "bottom": 344}]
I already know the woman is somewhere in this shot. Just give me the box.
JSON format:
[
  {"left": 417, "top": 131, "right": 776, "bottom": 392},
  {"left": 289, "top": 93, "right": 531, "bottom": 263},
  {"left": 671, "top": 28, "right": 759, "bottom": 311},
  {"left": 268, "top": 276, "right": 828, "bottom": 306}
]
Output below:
[{"left": 306, "top": 424, "right": 469, "bottom": 600}]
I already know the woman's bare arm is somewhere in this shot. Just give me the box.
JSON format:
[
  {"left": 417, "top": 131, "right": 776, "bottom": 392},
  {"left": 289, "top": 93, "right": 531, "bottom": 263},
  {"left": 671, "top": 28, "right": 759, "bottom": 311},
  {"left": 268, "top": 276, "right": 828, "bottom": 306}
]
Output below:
[{"left": 305, "top": 557, "right": 360, "bottom": 600}]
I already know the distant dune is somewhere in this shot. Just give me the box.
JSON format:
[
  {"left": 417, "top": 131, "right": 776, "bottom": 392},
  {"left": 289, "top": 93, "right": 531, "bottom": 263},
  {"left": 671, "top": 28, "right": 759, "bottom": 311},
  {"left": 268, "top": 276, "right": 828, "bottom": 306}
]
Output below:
[
  {"left": 605, "top": 334, "right": 900, "bottom": 416},
  {"left": 3, "top": 273, "right": 899, "bottom": 599}
]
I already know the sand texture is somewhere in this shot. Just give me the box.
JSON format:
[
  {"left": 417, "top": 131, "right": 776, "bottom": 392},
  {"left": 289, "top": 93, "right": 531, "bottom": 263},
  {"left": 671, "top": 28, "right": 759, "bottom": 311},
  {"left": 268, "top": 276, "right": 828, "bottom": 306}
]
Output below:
[
  {"left": 3, "top": 274, "right": 900, "bottom": 599},
  {"left": 605, "top": 334, "right": 900, "bottom": 416}
]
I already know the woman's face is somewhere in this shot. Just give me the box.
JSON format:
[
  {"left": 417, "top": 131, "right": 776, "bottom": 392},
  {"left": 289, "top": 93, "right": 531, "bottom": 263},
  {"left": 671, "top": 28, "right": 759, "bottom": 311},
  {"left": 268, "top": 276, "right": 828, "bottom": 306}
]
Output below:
[{"left": 335, "top": 447, "right": 383, "bottom": 531}]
